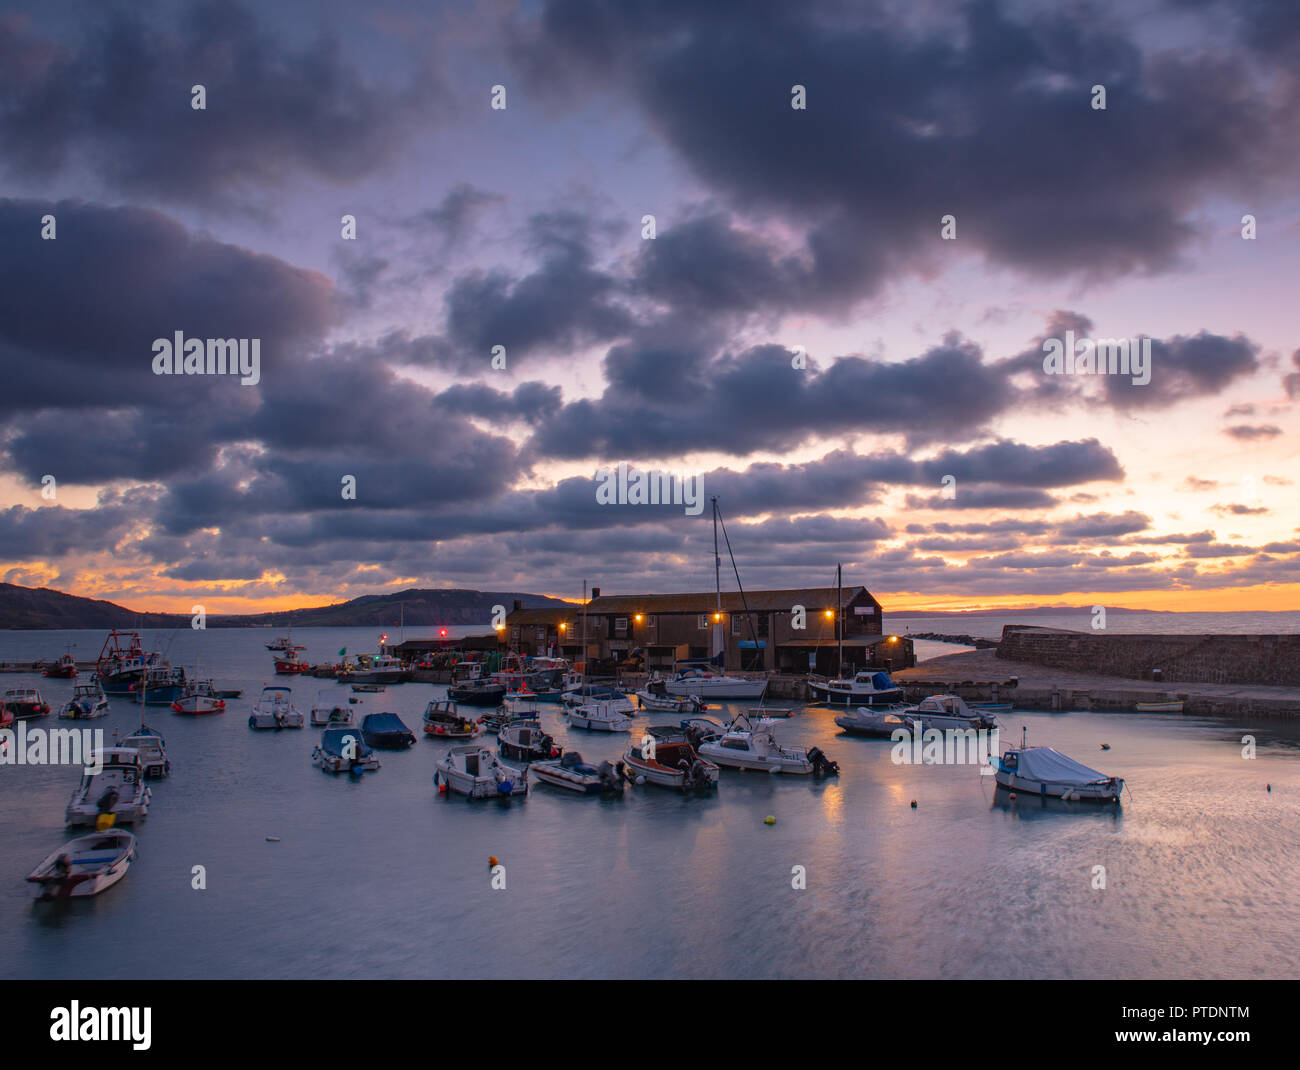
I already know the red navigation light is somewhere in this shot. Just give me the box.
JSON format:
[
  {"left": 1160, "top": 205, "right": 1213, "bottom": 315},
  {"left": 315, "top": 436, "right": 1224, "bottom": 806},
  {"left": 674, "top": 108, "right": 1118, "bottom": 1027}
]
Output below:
[{"left": 439, "top": 628, "right": 447, "bottom": 638}]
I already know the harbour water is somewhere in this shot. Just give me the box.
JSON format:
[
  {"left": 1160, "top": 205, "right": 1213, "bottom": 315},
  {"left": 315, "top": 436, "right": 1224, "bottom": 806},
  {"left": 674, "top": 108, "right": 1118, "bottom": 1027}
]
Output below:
[{"left": 2, "top": 628, "right": 1297, "bottom": 979}]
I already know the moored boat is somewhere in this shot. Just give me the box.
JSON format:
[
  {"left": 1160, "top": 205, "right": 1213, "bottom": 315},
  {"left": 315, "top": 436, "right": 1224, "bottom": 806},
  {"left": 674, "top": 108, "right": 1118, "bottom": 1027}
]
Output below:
[
  {"left": 1135, "top": 700, "right": 1184, "bottom": 713},
  {"left": 43, "top": 652, "right": 79, "bottom": 679},
  {"left": 248, "top": 686, "right": 305, "bottom": 730},
  {"left": 532, "top": 751, "right": 624, "bottom": 795},
  {"left": 498, "top": 720, "right": 561, "bottom": 763},
  {"left": 696, "top": 718, "right": 838, "bottom": 776},
  {"left": 130, "top": 665, "right": 187, "bottom": 706},
  {"left": 65, "top": 748, "right": 151, "bottom": 826},
  {"left": 3, "top": 688, "right": 50, "bottom": 720},
  {"left": 120, "top": 724, "right": 171, "bottom": 778},
  {"left": 61, "top": 682, "right": 110, "bottom": 720},
  {"left": 434, "top": 745, "right": 528, "bottom": 798},
  {"left": 422, "top": 700, "right": 482, "bottom": 740},
  {"left": 662, "top": 668, "right": 767, "bottom": 701},
  {"left": 834, "top": 706, "right": 918, "bottom": 738},
  {"left": 565, "top": 699, "right": 633, "bottom": 732},
  {"left": 348, "top": 652, "right": 407, "bottom": 686},
  {"left": 904, "top": 693, "right": 999, "bottom": 731},
  {"left": 312, "top": 727, "right": 381, "bottom": 774},
  {"left": 635, "top": 676, "right": 706, "bottom": 714},
  {"left": 360, "top": 712, "right": 417, "bottom": 749},
  {"left": 622, "top": 738, "right": 719, "bottom": 792},
  {"left": 991, "top": 730, "right": 1124, "bottom": 802},
  {"left": 310, "top": 689, "right": 353, "bottom": 727},
  {"left": 171, "top": 679, "right": 226, "bottom": 715},
  {"left": 809, "top": 670, "right": 905, "bottom": 707},
  {"left": 93, "top": 631, "right": 151, "bottom": 695},
  {"left": 273, "top": 648, "right": 311, "bottom": 675},
  {"left": 27, "top": 829, "right": 137, "bottom": 899}
]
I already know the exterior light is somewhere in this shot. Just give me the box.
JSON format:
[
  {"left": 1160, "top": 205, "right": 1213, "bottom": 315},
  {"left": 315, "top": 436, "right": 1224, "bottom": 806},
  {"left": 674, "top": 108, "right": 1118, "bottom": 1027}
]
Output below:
[
  {"left": 559, "top": 623, "right": 566, "bottom": 632},
  {"left": 634, "top": 614, "right": 642, "bottom": 622},
  {"left": 890, "top": 636, "right": 898, "bottom": 643},
  {"left": 713, "top": 613, "right": 721, "bottom": 621},
  {"left": 824, "top": 610, "right": 833, "bottom": 619}
]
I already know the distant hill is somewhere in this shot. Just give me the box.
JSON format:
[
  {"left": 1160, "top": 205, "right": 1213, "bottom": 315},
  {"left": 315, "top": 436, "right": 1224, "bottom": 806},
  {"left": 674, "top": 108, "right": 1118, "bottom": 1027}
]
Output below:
[{"left": 0, "top": 584, "right": 572, "bottom": 630}]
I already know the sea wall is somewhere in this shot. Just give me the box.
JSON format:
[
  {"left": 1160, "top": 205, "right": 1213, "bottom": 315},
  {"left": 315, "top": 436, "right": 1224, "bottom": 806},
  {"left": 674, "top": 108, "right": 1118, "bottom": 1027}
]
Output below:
[{"left": 996, "top": 626, "right": 1300, "bottom": 687}]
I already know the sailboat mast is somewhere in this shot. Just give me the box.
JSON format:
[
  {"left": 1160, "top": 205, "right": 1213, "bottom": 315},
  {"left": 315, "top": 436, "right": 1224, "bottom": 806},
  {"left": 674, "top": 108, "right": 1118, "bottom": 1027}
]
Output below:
[
  {"left": 837, "top": 563, "right": 843, "bottom": 678},
  {"left": 711, "top": 497, "right": 724, "bottom": 664},
  {"left": 581, "top": 580, "right": 588, "bottom": 695}
]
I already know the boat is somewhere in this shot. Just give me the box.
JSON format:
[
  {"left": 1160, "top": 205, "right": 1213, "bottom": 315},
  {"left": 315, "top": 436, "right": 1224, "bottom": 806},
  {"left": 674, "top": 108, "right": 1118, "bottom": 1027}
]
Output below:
[
  {"left": 421, "top": 699, "right": 482, "bottom": 740},
  {"left": 60, "top": 682, "right": 110, "bottom": 720},
  {"left": 970, "top": 701, "right": 1013, "bottom": 714},
  {"left": 498, "top": 720, "right": 562, "bottom": 763},
  {"left": 348, "top": 652, "right": 407, "bottom": 686},
  {"left": 273, "top": 648, "right": 311, "bottom": 675},
  {"left": 532, "top": 751, "right": 625, "bottom": 795},
  {"left": 809, "top": 670, "right": 905, "bottom": 707},
  {"left": 360, "top": 712, "right": 416, "bottom": 749},
  {"left": 635, "top": 675, "right": 706, "bottom": 714},
  {"left": 309, "top": 690, "right": 353, "bottom": 727},
  {"left": 745, "top": 701, "right": 794, "bottom": 718},
  {"left": 27, "top": 829, "right": 137, "bottom": 899},
  {"left": 561, "top": 684, "right": 635, "bottom": 714},
  {"left": 566, "top": 700, "right": 633, "bottom": 732},
  {"left": 312, "top": 727, "right": 381, "bottom": 774},
  {"left": 248, "top": 686, "right": 305, "bottom": 730},
  {"left": 622, "top": 738, "right": 719, "bottom": 792},
  {"left": 43, "top": 652, "right": 79, "bottom": 679},
  {"left": 171, "top": 678, "right": 226, "bottom": 715},
  {"left": 904, "top": 693, "right": 1000, "bottom": 731},
  {"left": 434, "top": 745, "right": 529, "bottom": 798},
  {"left": 65, "top": 748, "right": 151, "bottom": 826},
  {"left": 696, "top": 717, "right": 838, "bottom": 776},
  {"left": 350, "top": 683, "right": 385, "bottom": 693},
  {"left": 266, "top": 634, "right": 306, "bottom": 652},
  {"left": 130, "top": 665, "right": 187, "bottom": 705},
  {"left": 92, "top": 631, "right": 152, "bottom": 695},
  {"left": 447, "top": 663, "right": 507, "bottom": 707},
  {"left": 662, "top": 667, "right": 767, "bottom": 701},
  {"left": 677, "top": 716, "right": 729, "bottom": 749},
  {"left": 3, "top": 688, "right": 50, "bottom": 720},
  {"left": 527, "top": 661, "right": 583, "bottom": 702},
  {"left": 479, "top": 705, "right": 527, "bottom": 734},
  {"left": 990, "top": 729, "right": 1124, "bottom": 802},
  {"left": 1136, "top": 700, "right": 1184, "bottom": 713},
  {"left": 213, "top": 688, "right": 243, "bottom": 700},
  {"left": 0, "top": 703, "right": 13, "bottom": 729},
  {"left": 120, "top": 724, "right": 171, "bottom": 778},
  {"left": 834, "top": 706, "right": 919, "bottom": 738}
]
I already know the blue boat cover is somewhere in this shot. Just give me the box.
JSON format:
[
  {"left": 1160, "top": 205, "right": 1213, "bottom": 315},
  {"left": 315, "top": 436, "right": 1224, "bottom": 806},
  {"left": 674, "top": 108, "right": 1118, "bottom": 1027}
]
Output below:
[
  {"left": 360, "top": 713, "right": 410, "bottom": 734},
  {"left": 1015, "top": 747, "right": 1111, "bottom": 785},
  {"left": 321, "top": 728, "right": 371, "bottom": 757},
  {"left": 871, "top": 672, "right": 894, "bottom": 691}
]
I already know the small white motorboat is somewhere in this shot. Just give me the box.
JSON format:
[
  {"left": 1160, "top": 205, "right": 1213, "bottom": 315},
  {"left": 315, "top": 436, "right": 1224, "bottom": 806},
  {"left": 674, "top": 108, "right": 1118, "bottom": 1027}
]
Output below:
[
  {"left": 662, "top": 668, "right": 766, "bottom": 700},
  {"left": 65, "top": 748, "right": 151, "bottom": 826},
  {"left": 27, "top": 829, "right": 138, "bottom": 899},
  {"left": 531, "top": 751, "right": 625, "bottom": 795},
  {"left": 635, "top": 674, "right": 706, "bottom": 713},
  {"left": 696, "top": 718, "right": 838, "bottom": 776},
  {"left": 310, "top": 689, "right": 353, "bottom": 727},
  {"left": 120, "top": 724, "right": 171, "bottom": 778},
  {"left": 248, "top": 685, "right": 304, "bottom": 730},
  {"left": 622, "top": 738, "right": 719, "bottom": 792},
  {"left": 561, "top": 685, "right": 635, "bottom": 715},
  {"left": 312, "top": 727, "right": 381, "bottom": 775},
  {"left": 904, "top": 693, "right": 999, "bottom": 731},
  {"left": 434, "top": 745, "right": 528, "bottom": 799},
  {"left": 809, "top": 670, "right": 904, "bottom": 707},
  {"left": 834, "top": 706, "right": 918, "bottom": 738},
  {"left": 565, "top": 700, "right": 633, "bottom": 732},
  {"left": 60, "top": 682, "right": 110, "bottom": 719},
  {"left": 991, "top": 729, "right": 1124, "bottom": 802}
]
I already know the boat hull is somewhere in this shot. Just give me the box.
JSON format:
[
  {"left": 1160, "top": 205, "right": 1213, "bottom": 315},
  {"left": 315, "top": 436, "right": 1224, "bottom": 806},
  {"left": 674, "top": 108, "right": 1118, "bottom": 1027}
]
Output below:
[
  {"left": 566, "top": 709, "right": 633, "bottom": 732},
  {"left": 697, "top": 747, "right": 812, "bottom": 774},
  {"left": 27, "top": 832, "right": 136, "bottom": 899},
  {"left": 994, "top": 768, "right": 1123, "bottom": 801},
  {"left": 663, "top": 677, "right": 767, "bottom": 700},
  {"left": 808, "top": 683, "right": 905, "bottom": 706}
]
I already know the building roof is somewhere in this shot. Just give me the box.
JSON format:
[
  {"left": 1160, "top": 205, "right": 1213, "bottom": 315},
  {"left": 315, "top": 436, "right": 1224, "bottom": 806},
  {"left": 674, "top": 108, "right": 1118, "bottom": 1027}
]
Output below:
[
  {"left": 585, "top": 586, "right": 876, "bottom": 615},
  {"left": 506, "top": 607, "right": 576, "bottom": 626}
]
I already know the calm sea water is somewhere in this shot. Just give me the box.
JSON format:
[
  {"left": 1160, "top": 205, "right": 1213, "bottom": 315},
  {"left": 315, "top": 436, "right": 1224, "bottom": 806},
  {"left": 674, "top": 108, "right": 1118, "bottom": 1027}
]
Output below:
[{"left": 1, "top": 627, "right": 1297, "bottom": 979}]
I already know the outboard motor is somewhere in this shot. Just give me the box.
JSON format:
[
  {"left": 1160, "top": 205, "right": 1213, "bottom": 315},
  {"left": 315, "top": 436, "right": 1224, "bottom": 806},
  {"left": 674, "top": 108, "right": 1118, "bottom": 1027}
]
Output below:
[
  {"left": 598, "top": 761, "right": 623, "bottom": 794},
  {"left": 808, "top": 747, "right": 839, "bottom": 777},
  {"left": 96, "top": 786, "right": 120, "bottom": 813},
  {"left": 688, "top": 759, "right": 711, "bottom": 792}
]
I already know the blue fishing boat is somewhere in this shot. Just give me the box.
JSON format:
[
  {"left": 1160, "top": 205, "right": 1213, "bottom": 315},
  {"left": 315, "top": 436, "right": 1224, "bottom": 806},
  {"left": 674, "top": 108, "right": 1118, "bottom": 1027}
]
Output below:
[{"left": 360, "top": 712, "right": 416, "bottom": 749}]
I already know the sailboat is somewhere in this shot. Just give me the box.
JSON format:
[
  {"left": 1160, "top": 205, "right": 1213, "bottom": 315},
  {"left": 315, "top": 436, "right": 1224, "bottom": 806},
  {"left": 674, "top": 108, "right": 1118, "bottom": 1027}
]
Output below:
[
  {"left": 807, "top": 563, "right": 904, "bottom": 706},
  {"left": 565, "top": 581, "right": 633, "bottom": 732},
  {"left": 663, "top": 498, "right": 768, "bottom": 700},
  {"left": 120, "top": 669, "right": 172, "bottom": 778}
]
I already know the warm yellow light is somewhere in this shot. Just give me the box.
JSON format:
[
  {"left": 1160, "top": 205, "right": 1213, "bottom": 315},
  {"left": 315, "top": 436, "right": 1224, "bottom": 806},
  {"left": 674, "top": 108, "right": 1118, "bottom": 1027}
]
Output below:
[
  {"left": 890, "top": 636, "right": 898, "bottom": 643},
  {"left": 824, "top": 610, "right": 833, "bottom": 619},
  {"left": 634, "top": 614, "right": 642, "bottom": 621},
  {"left": 494, "top": 624, "right": 504, "bottom": 631},
  {"left": 713, "top": 613, "right": 721, "bottom": 621},
  {"left": 559, "top": 623, "right": 566, "bottom": 632}
]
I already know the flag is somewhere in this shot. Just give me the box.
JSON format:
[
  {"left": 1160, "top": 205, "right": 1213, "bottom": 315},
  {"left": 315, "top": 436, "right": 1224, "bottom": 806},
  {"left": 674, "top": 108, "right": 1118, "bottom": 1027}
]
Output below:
[{"left": 338, "top": 648, "right": 347, "bottom": 656}]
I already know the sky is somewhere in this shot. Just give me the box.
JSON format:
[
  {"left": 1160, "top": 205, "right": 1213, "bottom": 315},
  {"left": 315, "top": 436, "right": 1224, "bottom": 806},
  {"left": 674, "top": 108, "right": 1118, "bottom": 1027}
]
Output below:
[{"left": 0, "top": 0, "right": 1298, "bottom": 615}]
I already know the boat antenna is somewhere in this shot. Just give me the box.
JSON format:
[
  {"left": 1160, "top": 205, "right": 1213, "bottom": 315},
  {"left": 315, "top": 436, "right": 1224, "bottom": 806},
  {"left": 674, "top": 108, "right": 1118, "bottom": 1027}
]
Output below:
[{"left": 581, "top": 580, "right": 589, "bottom": 697}]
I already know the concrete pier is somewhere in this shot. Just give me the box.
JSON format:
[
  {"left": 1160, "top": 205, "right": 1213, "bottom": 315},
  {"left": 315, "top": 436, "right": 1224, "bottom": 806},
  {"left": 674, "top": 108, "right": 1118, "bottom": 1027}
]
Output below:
[{"left": 894, "top": 648, "right": 1300, "bottom": 719}]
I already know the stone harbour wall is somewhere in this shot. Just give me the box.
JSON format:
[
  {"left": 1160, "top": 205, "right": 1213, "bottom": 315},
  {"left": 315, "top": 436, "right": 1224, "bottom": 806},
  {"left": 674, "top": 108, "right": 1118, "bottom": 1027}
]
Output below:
[{"left": 996, "top": 626, "right": 1300, "bottom": 687}]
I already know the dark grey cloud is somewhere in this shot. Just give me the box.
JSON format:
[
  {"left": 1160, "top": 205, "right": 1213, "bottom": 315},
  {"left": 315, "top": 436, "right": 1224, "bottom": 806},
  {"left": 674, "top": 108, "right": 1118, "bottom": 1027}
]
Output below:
[
  {"left": 1224, "top": 423, "right": 1282, "bottom": 440},
  {"left": 0, "top": 1, "right": 438, "bottom": 207}
]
